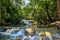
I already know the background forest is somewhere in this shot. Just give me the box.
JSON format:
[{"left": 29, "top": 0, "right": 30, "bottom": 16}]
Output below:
[{"left": 0, "top": 0, "right": 60, "bottom": 28}]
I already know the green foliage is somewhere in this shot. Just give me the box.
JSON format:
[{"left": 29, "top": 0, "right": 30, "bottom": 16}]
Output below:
[
  {"left": 0, "top": 0, "right": 57, "bottom": 27},
  {"left": 0, "top": 0, "right": 23, "bottom": 26}
]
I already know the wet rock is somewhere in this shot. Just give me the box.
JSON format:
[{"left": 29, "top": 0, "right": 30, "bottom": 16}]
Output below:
[{"left": 38, "top": 31, "right": 53, "bottom": 40}]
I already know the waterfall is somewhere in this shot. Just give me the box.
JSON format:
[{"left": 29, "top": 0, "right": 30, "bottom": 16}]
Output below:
[{"left": 20, "top": 19, "right": 32, "bottom": 27}]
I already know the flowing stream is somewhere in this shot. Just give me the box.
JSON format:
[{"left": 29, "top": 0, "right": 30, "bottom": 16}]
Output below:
[
  {"left": 0, "top": 27, "right": 60, "bottom": 40},
  {"left": 0, "top": 20, "right": 60, "bottom": 40}
]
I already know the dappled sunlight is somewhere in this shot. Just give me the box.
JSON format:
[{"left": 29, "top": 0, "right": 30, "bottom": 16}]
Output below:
[
  {"left": 25, "top": 28, "right": 33, "bottom": 34},
  {"left": 45, "top": 31, "right": 51, "bottom": 37},
  {"left": 38, "top": 31, "right": 53, "bottom": 40}
]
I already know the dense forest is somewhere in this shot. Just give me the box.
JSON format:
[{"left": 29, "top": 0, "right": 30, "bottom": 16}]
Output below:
[{"left": 0, "top": 0, "right": 60, "bottom": 28}]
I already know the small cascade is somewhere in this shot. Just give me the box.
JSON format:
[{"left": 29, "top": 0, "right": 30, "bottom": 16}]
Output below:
[
  {"left": 20, "top": 19, "right": 32, "bottom": 27},
  {"left": 52, "top": 31, "right": 60, "bottom": 38}
]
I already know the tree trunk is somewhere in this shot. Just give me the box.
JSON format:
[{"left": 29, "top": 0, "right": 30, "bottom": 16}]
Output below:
[
  {"left": 37, "top": 18, "right": 44, "bottom": 28},
  {"left": 46, "top": 4, "right": 54, "bottom": 22},
  {"left": 56, "top": 0, "right": 60, "bottom": 20}
]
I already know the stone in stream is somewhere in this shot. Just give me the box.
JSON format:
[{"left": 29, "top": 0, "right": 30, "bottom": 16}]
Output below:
[
  {"left": 25, "top": 28, "right": 37, "bottom": 36},
  {"left": 38, "top": 31, "right": 53, "bottom": 40},
  {"left": 23, "top": 28, "right": 38, "bottom": 40}
]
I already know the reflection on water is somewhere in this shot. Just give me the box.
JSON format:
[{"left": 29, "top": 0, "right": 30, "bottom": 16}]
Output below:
[{"left": 0, "top": 27, "right": 60, "bottom": 40}]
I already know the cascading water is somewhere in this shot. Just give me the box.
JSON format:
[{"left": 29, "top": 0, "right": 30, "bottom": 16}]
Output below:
[
  {"left": 20, "top": 19, "right": 32, "bottom": 27},
  {"left": 52, "top": 31, "right": 60, "bottom": 38},
  {"left": 0, "top": 27, "right": 60, "bottom": 40}
]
